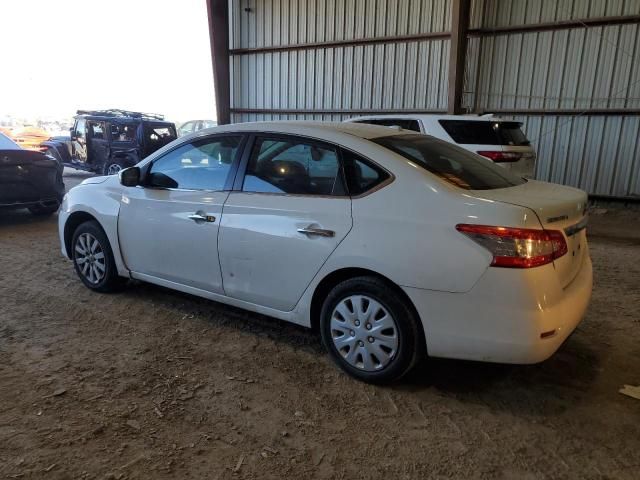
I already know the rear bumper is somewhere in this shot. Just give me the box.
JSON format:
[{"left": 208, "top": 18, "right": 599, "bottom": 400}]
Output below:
[{"left": 403, "top": 252, "right": 593, "bottom": 364}]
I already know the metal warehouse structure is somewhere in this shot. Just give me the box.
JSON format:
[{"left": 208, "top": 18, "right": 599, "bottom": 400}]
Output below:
[{"left": 207, "top": 0, "right": 640, "bottom": 199}]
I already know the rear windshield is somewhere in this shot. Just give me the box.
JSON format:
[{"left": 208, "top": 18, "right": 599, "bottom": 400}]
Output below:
[
  {"left": 439, "top": 120, "right": 530, "bottom": 146},
  {"left": 373, "top": 134, "right": 527, "bottom": 190},
  {"left": 0, "top": 132, "right": 20, "bottom": 150}
]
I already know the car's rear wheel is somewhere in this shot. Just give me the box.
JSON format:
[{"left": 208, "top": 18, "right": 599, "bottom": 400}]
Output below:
[
  {"left": 103, "top": 159, "right": 126, "bottom": 175},
  {"left": 71, "top": 221, "right": 126, "bottom": 292},
  {"left": 320, "top": 276, "right": 423, "bottom": 383}
]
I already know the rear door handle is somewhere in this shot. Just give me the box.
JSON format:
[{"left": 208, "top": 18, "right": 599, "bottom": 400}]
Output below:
[
  {"left": 297, "top": 226, "right": 335, "bottom": 238},
  {"left": 188, "top": 213, "right": 216, "bottom": 223}
]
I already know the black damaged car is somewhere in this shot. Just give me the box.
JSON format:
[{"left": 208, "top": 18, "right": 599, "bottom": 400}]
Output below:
[
  {"left": 41, "top": 109, "right": 177, "bottom": 175},
  {"left": 0, "top": 132, "right": 65, "bottom": 216}
]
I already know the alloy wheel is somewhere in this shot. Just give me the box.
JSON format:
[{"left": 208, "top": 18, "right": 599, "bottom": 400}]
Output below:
[
  {"left": 107, "top": 163, "right": 123, "bottom": 175},
  {"left": 330, "top": 295, "right": 398, "bottom": 371},
  {"left": 74, "top": 233, "right": 106, "bottom": 284}
]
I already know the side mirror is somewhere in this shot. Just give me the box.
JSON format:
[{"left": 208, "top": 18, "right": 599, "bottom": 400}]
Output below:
[
  {"left": 147, "top": 172, "right": 178, "bottom": 189},
  {"left": 119, "top": 167, "right": 140, "bottom": 187}
]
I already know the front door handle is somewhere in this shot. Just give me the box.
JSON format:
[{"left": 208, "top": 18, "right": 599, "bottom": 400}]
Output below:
[
  {"left": 297, "top": 226, "right": 335, "bottom": 238},
  {"left": 188, "top": 213, "right": 216, "bottom": 223}
]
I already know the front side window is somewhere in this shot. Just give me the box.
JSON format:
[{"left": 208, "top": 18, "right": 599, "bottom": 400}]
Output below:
[
  {"left": 373, "top": 134, "right": 526, "bottom": 190},
  {"left": 147, "top": 136, "right": 242, "bottom": 190},
  {"left": 74, "top": 119, "right": 86, "bottom": 139},
  {"left": 242, "top": 137, "right": 345, "bottom": 196}
]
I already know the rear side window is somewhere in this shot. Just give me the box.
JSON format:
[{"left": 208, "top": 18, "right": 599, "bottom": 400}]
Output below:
[
  {"left": 355, "top": 119, "right": 421, "bottom": 132},
  {"left": 341, "top": 149, "right": 390, "bottom": 196},
  {"left": 373, "top": 134, "right": 526, "bottom": 190},
  {"left": 242, "top": 137, "right": 345, "bottom": 196},
  {"left": 111, "top": 124, "right": 137, "bottom": 142},
  {"left": 439, "top": 120, "right": 530, "bottom": 146}
]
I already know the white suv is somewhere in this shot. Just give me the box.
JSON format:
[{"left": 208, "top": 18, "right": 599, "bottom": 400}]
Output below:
[{"left": 345, "top": 114, "right": 536, "bottom": 178}]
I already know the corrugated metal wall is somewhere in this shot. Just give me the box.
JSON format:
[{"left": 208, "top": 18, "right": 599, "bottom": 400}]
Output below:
[
  {"left": 227, "top": 0, "right": 640, "bottom": 198},
  {"left": 229, "top": 0, "right": 452, "bottom": 123},
  {"left": 465, "top": 0, "right": 640, "bottom": 198}
]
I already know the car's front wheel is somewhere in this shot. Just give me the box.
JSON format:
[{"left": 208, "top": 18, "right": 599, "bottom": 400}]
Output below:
[
  {"left": 71, "top": 220, "right": 126, "bottom": 292},
  {"left": 320, "top": 276, "right": 423, "bottom": 383}
]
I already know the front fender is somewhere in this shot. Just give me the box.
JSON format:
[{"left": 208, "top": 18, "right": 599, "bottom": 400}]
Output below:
[{"left": 58, "top": 177, "right": 129, "bottom": 277}]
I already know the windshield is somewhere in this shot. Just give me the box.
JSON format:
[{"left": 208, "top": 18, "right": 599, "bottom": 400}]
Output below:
[
  {"left": 438, "top": 120, "right": 530, "bottom": 146},
  {"left": 373, "top": 134, "right": 527, "bottom": 190}
]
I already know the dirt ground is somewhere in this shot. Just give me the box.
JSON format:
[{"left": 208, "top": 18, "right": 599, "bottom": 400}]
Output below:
[{"left": 1, "top": 170, "right": 639, "bottom": 480}]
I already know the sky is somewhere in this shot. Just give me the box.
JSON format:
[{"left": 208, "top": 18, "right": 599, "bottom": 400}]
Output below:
[{"left": 0, "top": 0, "right": 216, "bottom": 123}]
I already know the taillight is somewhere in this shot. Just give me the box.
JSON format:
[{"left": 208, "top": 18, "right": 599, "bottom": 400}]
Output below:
[
  {"left": 477, "top": 151, "right": 522, "bottom": 163},
  {"left": 456, "top": 224, "right": 568, "bottom": 268}
]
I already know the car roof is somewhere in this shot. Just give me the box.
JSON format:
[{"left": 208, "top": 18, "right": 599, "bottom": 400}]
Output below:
[{"left": 195, "top": 121, "right": 414, "bottom": 140}]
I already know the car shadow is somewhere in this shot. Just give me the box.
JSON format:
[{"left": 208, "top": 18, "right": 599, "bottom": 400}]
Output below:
[
  {"left": 123, "top": 280, "right": 602, "bottom": 415},
  {"left": 397, "top": 333, "right": 602, "bottom": 415},
  {"left": 125, "top": 280, "right": 324, "bottom": 352},
  {"left": 0, "top": 209, "right": 59, "bottom": 228}
]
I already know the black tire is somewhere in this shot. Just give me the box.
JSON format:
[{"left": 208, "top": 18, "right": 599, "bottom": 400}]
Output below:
[
  {"left": 102, "top": 158, "right": 127, "bottom": 176},
  {"left": 71, "top": 220, "right": 126, "bottom": 292},
  {"left": 45, "top": 147, "right": 63, "bottom": 165},
  {"left": 320, "top": 276, "right": 424, "bottom": 384},
  {"left": 28, "top": 202, "right": 60, "bottom": 216}
]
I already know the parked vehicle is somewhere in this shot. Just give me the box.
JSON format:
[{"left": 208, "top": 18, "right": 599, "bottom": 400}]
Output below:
[
  {"left": 0, "top": 132, "right": 64, "bottom": 215},
  {"left": 42, "top": 110, "right": 177, "bottom": 175},
  {"left": 178, "top": 119, "right": 217, "bottom": 137},
  {"left": 345, "top": 114, "right": 536, "bottom": 178},
  {"left": 59, "top": 122, "right": 592, "bottom": 383},
  {"left": 10, "top": 126, "right": 51, "bottom": 151}
]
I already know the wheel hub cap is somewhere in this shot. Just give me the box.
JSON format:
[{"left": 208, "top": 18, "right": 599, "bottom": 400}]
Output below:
[
  {"left": 74, "top": 233, "right": 106, "bottom": 284},
  {"left": 107, "top": 164, "right": 122, "bottom": 175},
  {"left": 330, "top": 295, "right": 398, "bottom": 371}
]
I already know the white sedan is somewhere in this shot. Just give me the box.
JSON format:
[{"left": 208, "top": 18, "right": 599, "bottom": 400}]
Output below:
[{"left": 58, "top": 122, "right": 592, "bottom": 383}]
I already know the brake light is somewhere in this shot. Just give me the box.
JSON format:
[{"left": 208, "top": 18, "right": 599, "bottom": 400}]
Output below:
[
  {"left": 456, "top": 224, "right": 567, "bottom": 268},
  {"left": 477, "top": 151, "right": 522, "bottom": 163}
]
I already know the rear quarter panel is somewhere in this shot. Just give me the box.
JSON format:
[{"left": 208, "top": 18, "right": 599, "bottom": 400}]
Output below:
[{"left": 293, "top": 141, "right": 542, "bottom": 326}]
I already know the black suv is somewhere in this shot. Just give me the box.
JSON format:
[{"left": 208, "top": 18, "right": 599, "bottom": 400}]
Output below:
[{"left": 42, "top": 110, "right": 177, "bottom": 175}]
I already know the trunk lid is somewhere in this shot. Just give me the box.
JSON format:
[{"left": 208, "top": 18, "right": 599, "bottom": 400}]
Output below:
[
  {"left": 471, "top": 180, "right": 589, "bottom": 287},
  {"left": 0, "top": 149, "right": 60, "bottom": 204}
]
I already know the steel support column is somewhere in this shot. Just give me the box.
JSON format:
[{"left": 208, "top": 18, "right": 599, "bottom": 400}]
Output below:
[
  {"left": 448, "top": 0, "right": 471, "bottom": 114},
  {"left": 206, "top": 0, "right": 231, "bottom": 125}
]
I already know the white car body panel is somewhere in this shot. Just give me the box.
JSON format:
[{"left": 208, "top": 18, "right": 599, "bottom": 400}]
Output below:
[
  {"left": 59, "top": 121, "right": 592, "bottom": 364},
  {"left": 219, "top": 192, "right": 352, "bottom": 311},
  {"left": 118, "top": 187, "right": 229, "bottom": 294}
]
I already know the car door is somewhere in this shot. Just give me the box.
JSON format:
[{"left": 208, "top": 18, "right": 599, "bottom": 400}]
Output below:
[
  {"left": 117, "top": 134, "right": 246, "bottom": 293},
  {"left": 218, "top": 134, "right": 353, "bottom": 311},
  {"left": 71, "top": 118, "right": 87, "bottom": 163},
  {"left": 87, "top": 121, "right": 109, "bottom": 166}
]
